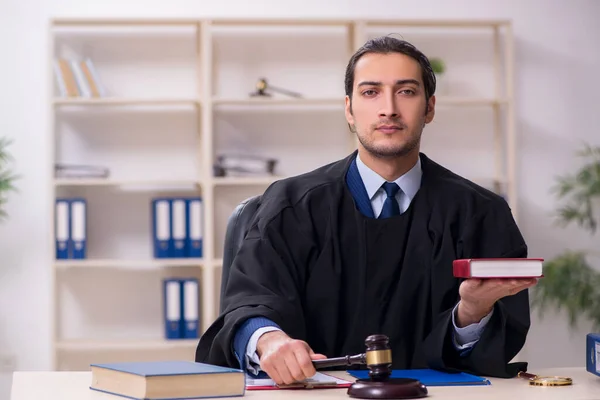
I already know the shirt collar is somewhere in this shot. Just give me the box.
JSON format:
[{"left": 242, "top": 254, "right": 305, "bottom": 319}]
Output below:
[{"left": 355, "top": 153, "right": 422, "bottom": 201}]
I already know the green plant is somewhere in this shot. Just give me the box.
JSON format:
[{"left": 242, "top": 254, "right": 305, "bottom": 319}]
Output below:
[
  {"left": 530, "top": 143, "right": 600, "bottom": 330},
  {"left": 429, "top": 57, "right": 445, "bottom": 75},
  {"left": 0, "top": 137, "right": 17, "bottom": 220}
]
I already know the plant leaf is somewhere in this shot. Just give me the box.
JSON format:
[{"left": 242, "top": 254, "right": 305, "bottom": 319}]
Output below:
[{"left": 530, "top": 250, "right": 600, "bottom": 331}]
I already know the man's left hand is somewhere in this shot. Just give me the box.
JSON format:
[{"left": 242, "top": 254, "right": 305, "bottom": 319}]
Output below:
[{"left": 456, "top": 278, "right": 537, "bottom": 327}]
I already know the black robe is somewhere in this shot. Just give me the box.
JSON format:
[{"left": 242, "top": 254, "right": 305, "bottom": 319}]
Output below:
[{"left": 195, "top": 151, "right": 531, "bottom": 378}]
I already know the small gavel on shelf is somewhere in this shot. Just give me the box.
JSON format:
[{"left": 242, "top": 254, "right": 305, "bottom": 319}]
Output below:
[{"left": 311, "top": 334, "right": 428, "bottom": 399}]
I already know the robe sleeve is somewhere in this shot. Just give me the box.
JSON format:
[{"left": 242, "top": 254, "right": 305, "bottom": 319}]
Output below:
[
  {"left": 195, "top": 204, "right": 315, "bottom": 368},
  {"left": 424, "top": 199, "right": 531, "bottom": 378}
]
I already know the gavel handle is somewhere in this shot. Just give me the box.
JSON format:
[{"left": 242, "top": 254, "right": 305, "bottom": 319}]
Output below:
[
  {"left": 312, "top": 353, "right": 366, "bottom": 369},
  {"left": 517, "top": 371, "right": 538, "bottom": 380}
]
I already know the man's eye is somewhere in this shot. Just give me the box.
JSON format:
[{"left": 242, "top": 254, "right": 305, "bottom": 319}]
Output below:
[
  {"left": 362, "top": 90, "right": 377, "bottom": 96},
  {"left": 400, "top": 89, "right": 415, "bottom": 95}
]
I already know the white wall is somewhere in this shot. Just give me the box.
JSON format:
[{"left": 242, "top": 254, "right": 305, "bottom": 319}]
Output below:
[{"left": 1, "top": 0, "right": 599, "bottom": 397}]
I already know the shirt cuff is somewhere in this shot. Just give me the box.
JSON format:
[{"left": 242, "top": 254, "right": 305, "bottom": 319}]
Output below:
[
  {"left": 451, "top": 302, "right": 494, "bottom": 350},
  {"left": 245, "top": 326, "right": 282, "bottom": 375}
]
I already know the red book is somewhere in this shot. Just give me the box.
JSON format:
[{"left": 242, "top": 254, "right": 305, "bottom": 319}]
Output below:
[{"left": 453, "top": 258, "right": 544, "bottom": 278}]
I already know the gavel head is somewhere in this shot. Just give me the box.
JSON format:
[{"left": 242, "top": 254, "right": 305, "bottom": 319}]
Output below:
[
  {"left": 255, "top": 78, "right": 268, "bottom": 94},
  {"left": 364, "top": 334, "right": 392, "bottom": 381}
]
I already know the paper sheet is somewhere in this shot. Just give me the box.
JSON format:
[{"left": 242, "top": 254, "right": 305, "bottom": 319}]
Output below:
[{"left": 246, "top": 372, "right": 352, "bottom": 389}]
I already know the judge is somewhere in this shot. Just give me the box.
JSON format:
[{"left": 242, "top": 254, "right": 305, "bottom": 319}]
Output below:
[{"left": 195, "top": 36, "right": 537, "bottom": 385}]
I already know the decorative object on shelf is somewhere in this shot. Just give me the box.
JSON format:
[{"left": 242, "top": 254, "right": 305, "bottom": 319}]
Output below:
[
  {"left": 213, "top": 154, "right": 278, "bottom": 177},
  {"left": 249, "top": 77, "right": 303, "bottom": 98},
  {"left": 55, "top": 163, "right": 110, "bottom": 179},
  {"left": 530, "top": 143, "right": 600, "bottom": 330},
  {"left": 0, "top": 137, "right": 17, "bottom": 221},
  {"left": 429, "top": 57, "right": 446, "bottom": 95}
]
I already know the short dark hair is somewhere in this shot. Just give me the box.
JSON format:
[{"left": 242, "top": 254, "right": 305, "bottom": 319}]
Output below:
[{"left": 344, "top": 36, "right": 436, "bottom": 103}]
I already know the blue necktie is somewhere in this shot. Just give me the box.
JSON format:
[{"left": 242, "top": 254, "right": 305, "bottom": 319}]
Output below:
[{"left": 379, "top": 182, "right": 401, "bottom": 218}]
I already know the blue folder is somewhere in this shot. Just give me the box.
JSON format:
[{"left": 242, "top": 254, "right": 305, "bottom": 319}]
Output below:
[{"left": 347, "top": 369, "right": 490, "bottom": 386}]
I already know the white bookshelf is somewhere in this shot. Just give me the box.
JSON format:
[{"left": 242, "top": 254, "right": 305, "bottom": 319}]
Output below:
[{"left": 49, "top": 17, "right": 516, "bottom": 371}]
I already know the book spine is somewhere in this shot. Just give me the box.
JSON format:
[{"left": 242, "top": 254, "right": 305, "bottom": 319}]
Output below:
[{"left": 452, "top": 259, "right": 471, "bottom": 278}]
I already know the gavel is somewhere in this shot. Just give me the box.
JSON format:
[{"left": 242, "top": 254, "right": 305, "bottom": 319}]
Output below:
[
  {"left": 311, "top": 334, "right": 428, "bottom": 399},
  {"left": 312, "top": 333, "right": 392, "bottom": 381}
]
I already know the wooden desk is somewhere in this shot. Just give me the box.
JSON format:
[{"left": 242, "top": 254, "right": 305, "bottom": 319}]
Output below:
[{"left": 10, "top": 368, "right": 599, "bottom": 400}]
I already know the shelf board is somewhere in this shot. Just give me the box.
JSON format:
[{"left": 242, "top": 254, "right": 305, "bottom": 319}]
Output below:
[
  {"left": 212, "top": 97, "right": 343, "bottom": 108},
  {"left": 51, "top": 18, "right": 510, "bottom": 29},
  {"left": 54, "top": 179, "right": 201, "bottom": 189},
  {"left": 211, "top": 18, "right": 353, "bottom": 27},
  {"left": 435, "top": 97, "right": 509, "bottom": 106},
  {"left": 365, "top": 19, "right": 510, "bottom": 28},
  {"left": 56, "top": 339, "right": 198, "bottom": 351},
  {"left": 53, "top": 97, "right": 200, "bottom": 107},
  {"left": 54, "top": 258, "right": 204, "bottom": 269},
  {"left": 52, "top": 18, "right": 201, "bottom": 27},
  {"left": 212, "top": 176, "right": 282, "bottom": 186}
]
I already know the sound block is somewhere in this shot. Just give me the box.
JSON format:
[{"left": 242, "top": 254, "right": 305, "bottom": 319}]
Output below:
[{"left": 347, "top": 378, "right": 428, "bottom": 399}]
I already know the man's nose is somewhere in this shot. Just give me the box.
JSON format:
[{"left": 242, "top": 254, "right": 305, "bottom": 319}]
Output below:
[{"left": 378, "top": 93, "right": 399, "bottom": 118}]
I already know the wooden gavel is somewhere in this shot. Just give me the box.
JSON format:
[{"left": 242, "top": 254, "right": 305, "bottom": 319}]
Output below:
[
  {"left": 311, "top": 334, "right": 428, "bottom": 399},
  {"left": 312, "top": 334, "right": 392, "bottom": 381}
]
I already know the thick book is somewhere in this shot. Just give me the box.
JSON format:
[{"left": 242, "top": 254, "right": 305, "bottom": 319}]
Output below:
[
  {"left": 347, "top": 368, "right": 490, "bottom": 386},
  {"left": 587, "top": 333, "right": 600, "bottom": 377},
  {"left": 89, "top": 360, "right": 245, "bottom": 399},
  {"left": 453, "top": 258, "right": 544, "bottom": 278}
]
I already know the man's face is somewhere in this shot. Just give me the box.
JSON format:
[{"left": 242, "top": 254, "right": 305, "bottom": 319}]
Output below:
[{"left": 345, "top": 52, "right": 435, "bottom": 159}]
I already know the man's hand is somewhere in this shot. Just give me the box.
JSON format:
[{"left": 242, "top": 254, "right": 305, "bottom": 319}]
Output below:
[
  {"left": 456, "top": 278, "right": 537, "bottom": 327},
  {"left": 256, "top": 330, "right": 327, "bottom": 385}
]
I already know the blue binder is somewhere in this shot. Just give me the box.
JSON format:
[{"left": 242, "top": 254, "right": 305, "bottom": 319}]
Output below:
[
  {"left": 163, "top": 278, "right": 183, "bottom": 339},
  {"left": 171, "top": 198, "right": 187, "bottom": 258},
  {"left": 182, "top": 278, "right": 200, "bottom": 338},
  {"left": 186, "top": 197, "right": 203, "bottom": 258},
  {"left": 55, "top": 198, "right": 70, "bottom": 259},
  {"left": 152, "top": 198, "right": 172, "bottom": 258},
  {"left": 70, "top": 198, "right": 87, "bottom": 259},
  {"left": 347, "top": 369, "right": 490, "bottom": 386},
  {"left": 587, "top": 332, "right": 600, "bottom": 377}
]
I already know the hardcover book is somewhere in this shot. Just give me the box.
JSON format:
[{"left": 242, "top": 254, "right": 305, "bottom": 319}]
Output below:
[
  {"left": 453, "top": 258, "right": 544, "bottom": 278},
  {"left": 89, "top": 360, "right": 245, "bottom": 400}
]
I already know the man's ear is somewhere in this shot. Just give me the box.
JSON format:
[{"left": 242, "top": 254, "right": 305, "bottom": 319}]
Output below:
[
  {"left": 424, "top": 95, "right": 435, "bottom": 124},
  {"left": 344, "top": 95, "right": 354, "bottom": 125}
]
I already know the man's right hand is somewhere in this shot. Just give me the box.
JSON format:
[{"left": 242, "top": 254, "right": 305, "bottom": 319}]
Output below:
[{"left": 256, "top": 330, "right": 327, "bottom": 385}]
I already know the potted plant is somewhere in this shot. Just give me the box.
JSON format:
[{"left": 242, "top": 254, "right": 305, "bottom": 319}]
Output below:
[
  {"left": 429, "top": 57, "right": 446, "bottom": 95},
  {"left": 0, "top": 137, "right": 18, "bottom": 220},
  {"left": 530, "top": 143, "right": 600, "bottom": 330}
]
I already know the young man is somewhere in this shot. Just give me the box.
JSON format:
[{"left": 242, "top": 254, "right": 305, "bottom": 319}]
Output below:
[{"left": 195, "top": 36, "right": 536, "bottom": 385}]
